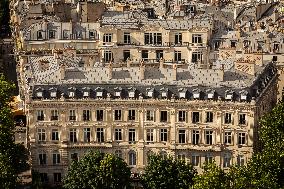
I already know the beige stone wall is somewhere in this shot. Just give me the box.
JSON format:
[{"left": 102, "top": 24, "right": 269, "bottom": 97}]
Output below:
[{"left": 27, "top": 98, "right": 264, "bottom": 184}]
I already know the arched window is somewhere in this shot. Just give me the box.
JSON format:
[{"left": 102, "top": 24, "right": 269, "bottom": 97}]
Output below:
[
  {"left": 115, "top": 150, "right": 123, "bottom": 159},
  {"left": 129, "top": 150, "right": 136, "bottom": 166}
]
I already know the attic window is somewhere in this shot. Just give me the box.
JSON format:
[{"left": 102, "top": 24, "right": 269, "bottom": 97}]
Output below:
[
  {"left": 115, "top": 91, "right": 121, "bottom": 97},
  {"left": 36, "top": 91, "right": 43, "bottom": 98},
  {"left": 83, "top": 91, "right": 89, "bottom": 97},
  {"left": 69, "top": 91, "right": 75, "bottom": 98},
  {"left": 225, "top": 91, "right": 233, "bottom": 100},
  {"left": 208, "top": 93, "right": 214, "bottom": 99},
  {"left": 50, "top": 91, "right": 57, "bottom": 98},
  {"left": 161, "top": 91, "right": 168, "bottom": 98},
  {"left": 193, "top": 89, "right": 200, "bottom": 99},
  {"left": 97, "top": 91, "right": 103, "bottom": 97},
  {"left": 241, "top": 94, "right": 247, "bottom": 100},
  {"left": 179, "top": 91, "right": 186, "bottom": 98},
  {"left": 129, "top": 91, "right": 135, "bottom": 98},
  {"left": 147, "top": 91, "right": 153, "bottom": 97}
]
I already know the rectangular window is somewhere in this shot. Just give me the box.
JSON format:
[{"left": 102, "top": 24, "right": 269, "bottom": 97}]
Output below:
[
  {"left": 83, "top": 128, "right": 91, "bottom": 142},
  {"left": 192, "top": 130, "right": 200, "bottom": 145},
  {"left": 49, "top": 30, "right": 55, "bottom": 39},
  {"left": 51, "top": 110, "right": 58, "bottom": 121},
  {"left": 223, "top": 155, "right": 231, "bottom": 168},
  {"left": 238, "top": 132, "right": 246, "bottom": 145},
  {"left": 128, "top": 110, "right": 136, "bottom": 121},
  {"left": 177, "top": 154, "right": 186, "bottom": 161},
  {"left": 39, "top": 153, "right": 47, "bottom": 165},
  {"left": 239, "top": 114, "right": 246, "bottom": 125},
  {"left": 115, "top": 128, "right": 122, "bottom": 141},
  {"left": 192, "top": 112, "right": 200, "bottom": 123},
  {"left": 224, "top": 113, "right": 232, "bottom": 124},
  {"left": 124, "top": 32, "right": 131, "bottom": 44},
  {"left": 192, "top": 34, "right": 202, "bottom": 43},
  {"left": 142, "top": 50, "right": 148, "bottom": 60},
  {"left": 160, "top": 129, "right": 168, "bottom": 142},
  {"left": 103, "top": 33, "right": 112, "bottom": 43},
  {"left": 205, "top": 130, "right": 213, "bottom": 145},
  {"left": 123, "top": 50, "right": 130, "bottom": 61},
  {"left": 114, "top": 110, "right": 122, "bottom": 121},
  {"left": 192, "top": 52, "right": 203, "bottom": 63},
  {"left": 37, "top": 31, "right": 43, "bottom": 40},
  {"left": 174, "top": 51, "right": 182, "bottom": 62},
  {"left": 224, "top": 131, "right": 232, "bottom": 145},
  {"left": 69, "top": 128, "right": 77, "bottom": 143},
  {"left": 52, "top": 153, "right": 60, "bottom": 165},
  {"left": 71, "top": 153, "right": 78, "bottom": 161},
  {"left": 146, "top": 129, "right": 154, "bottom": 142},
  {"left": 144, "top": 33, "right": 162, "bottom": 45},
  {"left": 191, "top": 155, "right": 199, "bottom": 166},
  {"left": 40, "top": 173, "right": 48, "bottom": 183},
  {"left": 89, "top": 30, "right": 95, "bottom": 39},
  {"left": 178, "top": 130, "right": 186, "bottom": 144},
  {"left": 38, "top": 128, "right": 46, "bottom": 141},
  {"left": 51, "top": 129, "right": 59, "bottom": 141},
  {"left": 104, "top": 50, "right": 113, "bottom": 62},
  {"left": 146, "top": 110, "right": 154, "bottom": 121},
  {"left": 206, "top": 112, "right": 213, "bottom": 122},
  {"left": 69, "top": 110, "right": 76, "bottom": 121},
  {"left": 129, "top": 129, "right": 136, "bottom": 143},
  {"left": 97, "top": 128, "right": 104, "bottom": 143},
  {"left": 156, "top": 50, "right": 163, "bottom": 61},
  {"left": 54, "top": 173, "right": 61, "bottom": 183},
  {"left": 178, "top": 111, "right": 186, "bottom": 122},
  {"left": 175, "top": 33, "right": 182, "bottom": 44},
  {"left": 37, "top": 110, "right": 44, "bottom": 121},
  {"left": 96, "top": 110, "right": 104, "bottom": 121},
  {"left": 237, "top": 155, "right": 245, "bottom": 166},
  {"left": 205, "top": 154, "right": 213, "bottom": 163},
  {"left": 83, "top": 110, "right": 91, "bottom": 121},
  {"left": 160, "top": 111, "right": 168, "bottom": 122},
  {"left": 63, "top": 30, "right": 69, "bottom": 39}
]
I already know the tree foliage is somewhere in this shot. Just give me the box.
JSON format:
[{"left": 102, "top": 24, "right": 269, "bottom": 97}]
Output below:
[
  {"left": 63, "top": 151, "right": 131, "bottom": 189},
  {"left": 142, "top": 154, "right": 197, "bottom": 189},
  {"left": 0, "top": 74, "right": 29, "bottom": 188}
]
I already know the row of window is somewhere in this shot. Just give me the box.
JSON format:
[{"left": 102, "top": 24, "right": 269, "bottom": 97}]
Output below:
[
  {"left": 103, "top": 49, "right": 202, "bottom": 63},
  {"left": 104, "top": 32, "right": 203, "bottom": 45},
  {"left": 38, "top": 128, "right": 247, "bottom": 145},
  {"left": 36, "top": 109, "right": 247, "bottom": 125},
  {"left": 37, "top": 150, "right": 245, "bottom": 169},
  {"left": 37, "top": 30, "right": 98, "bottom": 40},
  {"left": 39, "top": 172, "right": 61, "bottom": 184}
]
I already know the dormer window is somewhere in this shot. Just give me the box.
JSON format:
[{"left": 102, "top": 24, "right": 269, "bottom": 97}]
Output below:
[
  {"left": 146, "top": 88, "right": 154, "bottom": 98},
  {"left": 192, "top": 89, "right": 200, "bottom": 99},
  {"left": 128, "top": 87, "right": 136, "bottom": 98},
  {"left": 178, "top": 88, "right": 187, "bottom": 98},
  {"left": 239, "top": 90, "right": 248, "bottom": 101},
  {"left": 225, "top": 90, "right": 234, "bottom": 100},
  {"left": 35, "top": 87, "right": 44, "bottom": 98},
  {"left": 206, "top": 89, "right": 215, "bottom": 99},
  {"left": 69, "top": 91, "right": 75, "bottom": 98},
  {"left": 114, "top": 87, "right": 122, "bottom": 98},
  {"left": 50, "top": 91, "right": 57, "bottom": 98},
  {"left": 95, "top": 87, "right": 104, "bottom": 98},
  {"left": 37, "top": 91, "right": 43, "bottom": 98},
  {"left": 82, "top": 87, "right": 90, "bottom": 97},
  {"left": 49, "top": 87, "right": 57, "bottom": 98},
  {"left": 68, "top": 87, "right": 76, "bottom": 98},
  {"left": 160, "top": 88, "right": 168, "bottom": 98}
]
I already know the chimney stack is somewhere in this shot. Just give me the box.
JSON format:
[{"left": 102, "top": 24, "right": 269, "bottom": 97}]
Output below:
[
  {"left": 140, "top": 60, "right": 145, "bottom": 80},
  {"left": 108, "top": 62, "right": 113, "bottom": 80},
  {"left": 172, "top": 64, "right": 177, "bottom": 81}
]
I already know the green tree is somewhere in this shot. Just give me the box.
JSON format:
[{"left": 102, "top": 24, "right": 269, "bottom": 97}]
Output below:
[
  {"left": 0, "top": 74, "right": 29, "bottom": 188},
  {"left": 142, "top": 154, "right": 197, "bottom": 189},
  {"left": 193, "top": 161, "right": 229, "bottom": 189},
  {"left": 63, "top": 151, "right": 131, "bottom": 189}
]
